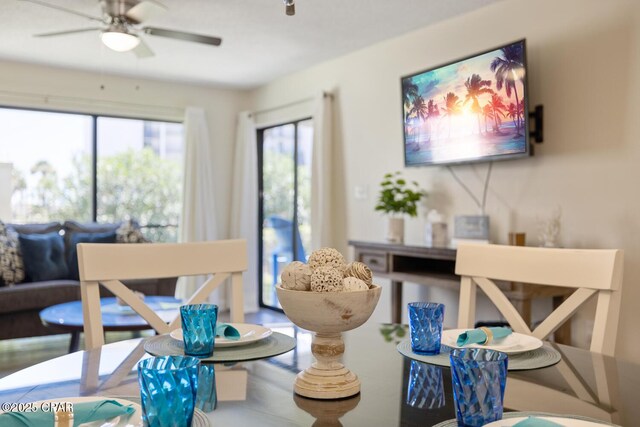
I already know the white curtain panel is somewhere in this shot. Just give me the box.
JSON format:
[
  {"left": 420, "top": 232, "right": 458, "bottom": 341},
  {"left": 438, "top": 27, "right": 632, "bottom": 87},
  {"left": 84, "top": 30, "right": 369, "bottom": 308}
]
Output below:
[
  {"left": 311, "top": 93, "right": 334, "bottom": 250},
  {"left": 0, "top": 163, "right": 12, "bottom": 220},
  {"left": 176, "top": 107, "right": 225, "bottom": 305},
  {"left": 229, "top": 112, "right": 259, "bottom": 313}
]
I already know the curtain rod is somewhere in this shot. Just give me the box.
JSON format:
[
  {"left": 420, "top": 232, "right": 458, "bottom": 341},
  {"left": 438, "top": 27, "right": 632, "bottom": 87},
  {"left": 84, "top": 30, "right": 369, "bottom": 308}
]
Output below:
[
  {"left": 0, "top": 89, "right": 184, "bottom": 119},
  {"left": 249, "top": 91, "right": 332, "bottom": 118}
]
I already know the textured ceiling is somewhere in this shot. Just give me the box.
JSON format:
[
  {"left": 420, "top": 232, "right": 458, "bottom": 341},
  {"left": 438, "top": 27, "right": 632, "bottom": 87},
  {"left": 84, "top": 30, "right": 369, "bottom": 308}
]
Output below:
[{"left": 1, "top": 0, "right": 500, "bottom": 88}]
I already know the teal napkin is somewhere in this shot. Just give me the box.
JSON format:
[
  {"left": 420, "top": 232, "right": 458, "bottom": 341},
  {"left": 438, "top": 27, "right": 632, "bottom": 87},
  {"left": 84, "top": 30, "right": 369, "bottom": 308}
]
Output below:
[
  {"left": 0, "top": 399, "right": 135, "bottom": 427},
  {"left": 216, "top": 323, "right": 241, "bottom": 340},
  {"left": 456, "top": 326, "right": 512, "bottom": 346},
  {"left": 513, "top": 416, "right": 564, "bottom": 426}
]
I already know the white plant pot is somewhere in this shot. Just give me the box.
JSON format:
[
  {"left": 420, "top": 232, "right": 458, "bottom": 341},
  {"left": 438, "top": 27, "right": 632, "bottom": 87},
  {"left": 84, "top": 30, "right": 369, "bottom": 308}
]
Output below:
[{"left": 385, "top": 217, "right": 405, "bottom": 244}]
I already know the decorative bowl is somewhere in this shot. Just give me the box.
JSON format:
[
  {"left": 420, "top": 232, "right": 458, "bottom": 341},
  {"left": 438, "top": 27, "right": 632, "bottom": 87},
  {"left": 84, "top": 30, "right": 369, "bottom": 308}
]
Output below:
[{"left": 276, "top": 284, "right": 381, "bottom": 399}]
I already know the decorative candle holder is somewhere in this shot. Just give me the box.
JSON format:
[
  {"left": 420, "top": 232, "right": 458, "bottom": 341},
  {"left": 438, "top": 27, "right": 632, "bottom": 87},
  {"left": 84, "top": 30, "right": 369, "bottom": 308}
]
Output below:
[{"left": 276, "top": 284, "right": 381, "bottom": 400}]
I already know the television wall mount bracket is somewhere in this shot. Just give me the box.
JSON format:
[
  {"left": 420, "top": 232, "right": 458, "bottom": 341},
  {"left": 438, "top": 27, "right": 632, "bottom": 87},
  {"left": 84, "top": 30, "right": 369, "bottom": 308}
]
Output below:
[{"left": 529, "top": 105, "right": 543, "bottom": 143}]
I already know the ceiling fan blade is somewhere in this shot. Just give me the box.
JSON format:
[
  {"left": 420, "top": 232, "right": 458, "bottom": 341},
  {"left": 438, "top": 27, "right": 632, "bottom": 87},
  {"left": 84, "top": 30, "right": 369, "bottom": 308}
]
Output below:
[
  {"left": 133, "top": 38, "right": 155, "bottom": 58},
  {"left": 142, "top": 27, "right": 222, "bottom": 46},
  {"left": 34, "top": 27, "right": 101, "bottom": 37},
  {"left": 18, "top": 0, "right": 103, "bottom": 22},
  {"left": 125, "top": 0, "right": 168, "bottom": 24}
]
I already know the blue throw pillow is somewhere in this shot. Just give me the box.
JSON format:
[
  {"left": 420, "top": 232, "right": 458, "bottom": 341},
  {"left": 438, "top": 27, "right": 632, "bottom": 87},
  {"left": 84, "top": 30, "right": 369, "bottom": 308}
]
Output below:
[
  {"left": 67, "top": 231, "right": 117, "bottom": 280},
  {"left": 18, "top": 232, "right": 69, "bottom": 282}
]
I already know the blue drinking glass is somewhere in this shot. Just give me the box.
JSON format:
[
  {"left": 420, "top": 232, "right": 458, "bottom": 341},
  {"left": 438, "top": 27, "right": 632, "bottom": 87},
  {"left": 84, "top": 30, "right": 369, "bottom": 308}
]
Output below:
[
  {"left": 408, "top": 302, "right": 445, "bottom": 355},
  {"left": 449, "top": 348, "right": 508, "bottom": 427},
  {"left": 137, "top": 355, "right": 200, "bottom": 427},
  {"left": 406, "top": 360, "right": 445, "bottom": 409},
  {"left": 196, "top": 364, "right": 217, "bottom": 413},
  {"left": 180, "top": 304, "right": 218, "bottom": 357}
]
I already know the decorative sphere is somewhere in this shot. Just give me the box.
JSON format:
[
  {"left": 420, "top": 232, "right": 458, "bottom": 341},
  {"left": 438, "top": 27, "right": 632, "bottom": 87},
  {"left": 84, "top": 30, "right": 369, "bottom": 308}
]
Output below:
[
  {"left": 281, "top": 261, "right": 312, "bottom": 291},
  {"left": 342, "top": 277, "right": 368, "bottom": 292},
  {"left": 308, "top": 248, "right": 346, "bottom": 273},
  {"left": 310, "top": 266, "right": 344, "bottom": 292},
  {"left": 344, "top": 262, "right": 373, "bottom": 286}
]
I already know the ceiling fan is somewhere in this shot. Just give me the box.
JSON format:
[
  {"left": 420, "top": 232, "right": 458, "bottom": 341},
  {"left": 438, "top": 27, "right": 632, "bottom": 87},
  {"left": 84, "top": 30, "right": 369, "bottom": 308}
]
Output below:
[{"left": 19, "top": 0, "right": 222, "bottom": 58}]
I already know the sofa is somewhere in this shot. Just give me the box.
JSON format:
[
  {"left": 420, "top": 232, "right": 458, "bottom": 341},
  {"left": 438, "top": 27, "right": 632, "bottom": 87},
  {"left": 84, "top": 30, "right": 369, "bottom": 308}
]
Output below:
[{"left": 0, "top": 220, "right": 177, "bottom": 340}]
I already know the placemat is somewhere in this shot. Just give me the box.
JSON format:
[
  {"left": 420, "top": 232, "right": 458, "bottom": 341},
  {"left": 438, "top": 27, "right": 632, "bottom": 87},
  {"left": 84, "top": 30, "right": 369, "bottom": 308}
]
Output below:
[
  {"left": 432, "top": 411, "right": 621, "bottom": 427},
  {"left": 144, "top": 332, "right": 296, "bottom": 363},
  {"left": 397, "top": 340, "right": 561, "bottom": 371}
]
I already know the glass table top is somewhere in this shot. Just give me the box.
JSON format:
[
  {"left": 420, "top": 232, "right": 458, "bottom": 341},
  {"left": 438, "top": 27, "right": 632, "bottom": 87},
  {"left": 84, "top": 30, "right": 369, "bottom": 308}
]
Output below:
[{"left": 0, "top": 323, "right": 637, "bottom": 426}]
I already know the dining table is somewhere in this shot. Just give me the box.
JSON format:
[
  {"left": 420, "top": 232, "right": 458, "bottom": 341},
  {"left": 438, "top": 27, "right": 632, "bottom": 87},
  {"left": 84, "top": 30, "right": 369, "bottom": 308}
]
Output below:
[{"left": 0, "top": 322, "right": 638, "bottom": 426}]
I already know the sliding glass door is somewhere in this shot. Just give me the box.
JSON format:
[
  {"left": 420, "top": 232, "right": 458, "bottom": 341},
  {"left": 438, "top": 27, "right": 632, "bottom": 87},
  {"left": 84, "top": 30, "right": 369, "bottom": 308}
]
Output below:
[{"left": 259, "top": 119, "right": 313, "bottom": 309}]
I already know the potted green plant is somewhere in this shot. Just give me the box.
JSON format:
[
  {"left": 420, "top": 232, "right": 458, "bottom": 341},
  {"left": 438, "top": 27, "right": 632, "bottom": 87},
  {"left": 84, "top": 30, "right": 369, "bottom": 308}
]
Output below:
[{"left": 375, "top": 172, "right": 426, "bottom": 243}]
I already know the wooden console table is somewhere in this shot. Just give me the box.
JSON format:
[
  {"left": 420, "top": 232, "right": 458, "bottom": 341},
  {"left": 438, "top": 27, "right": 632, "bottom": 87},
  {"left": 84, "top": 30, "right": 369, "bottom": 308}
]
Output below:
[{"left": 349, "top": 240, "right": 572, "bottom": 344}]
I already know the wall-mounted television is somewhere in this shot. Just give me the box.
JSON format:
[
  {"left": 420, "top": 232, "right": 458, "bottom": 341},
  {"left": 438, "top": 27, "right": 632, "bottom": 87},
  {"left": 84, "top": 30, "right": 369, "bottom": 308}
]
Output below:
[{"left": 402, "top": 39, "right": 530, "bottom": 166}]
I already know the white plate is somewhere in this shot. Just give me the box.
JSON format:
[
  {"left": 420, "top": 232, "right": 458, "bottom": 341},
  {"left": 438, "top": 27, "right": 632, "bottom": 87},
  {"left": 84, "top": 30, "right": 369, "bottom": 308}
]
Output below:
[
  {"left": 442, "top": 329, "right": 543, "bottom": 354},
  {"left": 170, "top": 323, "right": 273, "bottom": 348},
  {"left": 0, "top": 396, "right": 142, "bottom": 427},
  {"left": 484, "top": 416, "right": 611, "bottom": 426}
]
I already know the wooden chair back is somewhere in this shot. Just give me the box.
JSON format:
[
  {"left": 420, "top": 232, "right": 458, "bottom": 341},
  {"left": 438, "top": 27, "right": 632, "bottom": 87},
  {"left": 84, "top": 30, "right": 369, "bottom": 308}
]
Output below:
[
  {"left": 455, "top": 244, "right": 623, "bottom": 355},
  {"left": 78, "top": 240, "right": 247, "bottom": 350}
]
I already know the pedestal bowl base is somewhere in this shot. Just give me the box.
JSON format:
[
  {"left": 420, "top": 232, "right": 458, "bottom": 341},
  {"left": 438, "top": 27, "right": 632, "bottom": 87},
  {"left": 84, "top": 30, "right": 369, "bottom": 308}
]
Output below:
[{"left": 294, "top": 366, "right": 361, "bottom": 399}]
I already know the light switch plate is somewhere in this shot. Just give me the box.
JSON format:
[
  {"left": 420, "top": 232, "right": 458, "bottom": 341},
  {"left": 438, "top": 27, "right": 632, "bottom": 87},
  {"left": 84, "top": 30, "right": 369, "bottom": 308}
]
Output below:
[{"left": 354, "top": 185, "right": 368, "bottom": 200}]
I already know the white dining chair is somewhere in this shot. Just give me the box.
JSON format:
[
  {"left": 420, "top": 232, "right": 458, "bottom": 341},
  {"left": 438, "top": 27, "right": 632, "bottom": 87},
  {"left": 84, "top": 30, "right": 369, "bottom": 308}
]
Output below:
[
  {"left": 455, "top": 244, "right": 624, "bottom": 356},
  {"left": 78, "top": 239, "right": 247, "bottom": 350}
]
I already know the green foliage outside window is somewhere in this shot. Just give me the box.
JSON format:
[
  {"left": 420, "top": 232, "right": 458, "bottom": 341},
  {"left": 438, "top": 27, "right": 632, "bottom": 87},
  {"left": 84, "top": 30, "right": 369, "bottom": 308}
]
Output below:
[
  {"left": 12, "top": 148, "right": 181, "bottom": 242},
  {"left": 261, "top": 149, "right": 311, "bottom": 251},
  {"left": 97, "top": 148, "right": 181, "bottom": 242}
]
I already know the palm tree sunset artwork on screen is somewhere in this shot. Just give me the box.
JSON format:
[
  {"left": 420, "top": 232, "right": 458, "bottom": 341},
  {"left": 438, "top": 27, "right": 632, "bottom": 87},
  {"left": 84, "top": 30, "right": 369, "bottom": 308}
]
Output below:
[{"left": 402, "top": 40, "right": 529, "bottom": 166}]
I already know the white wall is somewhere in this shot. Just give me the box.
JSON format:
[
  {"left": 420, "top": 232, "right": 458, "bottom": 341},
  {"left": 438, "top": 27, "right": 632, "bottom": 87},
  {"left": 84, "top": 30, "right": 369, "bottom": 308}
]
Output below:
[
  {"left": 249, "top": 0, "right": 640, "bottom": 360},
  {"left": 0, "top": 60, "right": 250, "bottom": 236}
]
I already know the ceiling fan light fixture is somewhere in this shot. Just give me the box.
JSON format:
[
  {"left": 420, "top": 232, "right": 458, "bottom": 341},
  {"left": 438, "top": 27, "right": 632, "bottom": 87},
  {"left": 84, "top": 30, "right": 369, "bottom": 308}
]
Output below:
[{"left": 101, "top": 30, "right": 140, "bottom": 52}]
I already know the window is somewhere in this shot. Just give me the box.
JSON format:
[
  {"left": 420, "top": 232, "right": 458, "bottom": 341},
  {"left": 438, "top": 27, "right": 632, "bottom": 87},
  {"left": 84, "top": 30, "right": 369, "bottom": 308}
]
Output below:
[
  {"left": 258, "top": 119, "right": 313, "bottom": 309},
  {"left": 97, "top": 117, "right": 184, "bottom": 242},
  {"left": 0, "top": 107, "right": 184, "bottom": 242}
]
